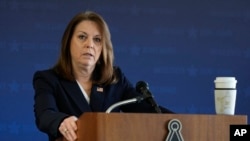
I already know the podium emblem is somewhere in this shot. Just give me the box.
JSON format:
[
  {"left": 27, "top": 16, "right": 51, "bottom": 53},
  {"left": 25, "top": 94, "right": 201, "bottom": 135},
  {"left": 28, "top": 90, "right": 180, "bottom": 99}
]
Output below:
[{"left": 165, "top": 119, "right": 184, "bottom": 141}]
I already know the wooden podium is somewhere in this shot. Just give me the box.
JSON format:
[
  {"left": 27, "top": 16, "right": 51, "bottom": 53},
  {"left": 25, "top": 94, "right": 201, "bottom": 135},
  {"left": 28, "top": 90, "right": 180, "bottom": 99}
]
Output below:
[{"left": 59, "top": 113, "right": 247, "bottom": 141}]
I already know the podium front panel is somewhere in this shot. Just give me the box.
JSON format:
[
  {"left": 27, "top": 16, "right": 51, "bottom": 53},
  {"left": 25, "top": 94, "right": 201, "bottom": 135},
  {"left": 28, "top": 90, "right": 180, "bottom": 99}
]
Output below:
[{"left": 75, "top": 113, "right": 247, "bottom": 141}]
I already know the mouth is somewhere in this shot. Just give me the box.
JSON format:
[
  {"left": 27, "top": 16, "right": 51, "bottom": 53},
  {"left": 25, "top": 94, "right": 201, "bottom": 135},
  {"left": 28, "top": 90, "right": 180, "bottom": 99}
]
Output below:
[{"left": 82, "top": 53, "right": 93, "bottom": 57}]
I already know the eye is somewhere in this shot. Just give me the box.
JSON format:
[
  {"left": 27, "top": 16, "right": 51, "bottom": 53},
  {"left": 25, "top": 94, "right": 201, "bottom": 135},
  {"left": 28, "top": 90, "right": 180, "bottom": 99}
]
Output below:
[
  {"left": 94, "top": 37, "right": 101, "bottom": 43},
  {"left": 78, "top": 35, "right": 86, "bottom": 40}
]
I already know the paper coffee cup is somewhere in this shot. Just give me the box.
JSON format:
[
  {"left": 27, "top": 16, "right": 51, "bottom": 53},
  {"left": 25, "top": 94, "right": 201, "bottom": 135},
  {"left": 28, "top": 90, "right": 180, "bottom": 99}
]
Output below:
[
  {"left": 214, "top": 90, "right": 236, "bottom": 115},
  {"left": 214, "top": 77, "right": 237, "bottom": 115}
]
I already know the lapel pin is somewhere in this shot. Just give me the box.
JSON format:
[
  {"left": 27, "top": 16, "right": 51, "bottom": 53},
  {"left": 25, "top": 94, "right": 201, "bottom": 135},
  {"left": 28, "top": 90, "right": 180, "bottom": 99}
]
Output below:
[{"left": 97, "top": 87, "right": 103, "bottom": 92}]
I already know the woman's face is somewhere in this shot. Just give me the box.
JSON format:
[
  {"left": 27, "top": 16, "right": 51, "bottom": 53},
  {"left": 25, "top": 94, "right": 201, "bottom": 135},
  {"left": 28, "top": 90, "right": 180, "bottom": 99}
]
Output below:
[{"left": 70, "top": 20, "right": 103, "bottom": 70}]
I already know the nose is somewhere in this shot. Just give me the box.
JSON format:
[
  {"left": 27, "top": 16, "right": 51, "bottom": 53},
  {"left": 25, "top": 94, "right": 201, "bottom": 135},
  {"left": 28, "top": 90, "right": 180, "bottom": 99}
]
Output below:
[{"left": 85, "top": 38, "right": 94, "bottom": 48}]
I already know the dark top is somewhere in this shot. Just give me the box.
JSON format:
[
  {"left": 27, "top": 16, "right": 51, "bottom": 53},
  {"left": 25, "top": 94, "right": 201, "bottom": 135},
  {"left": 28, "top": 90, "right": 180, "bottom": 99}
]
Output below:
[{"left": 33, "top": 67, "right": 173, "bottom": 141}]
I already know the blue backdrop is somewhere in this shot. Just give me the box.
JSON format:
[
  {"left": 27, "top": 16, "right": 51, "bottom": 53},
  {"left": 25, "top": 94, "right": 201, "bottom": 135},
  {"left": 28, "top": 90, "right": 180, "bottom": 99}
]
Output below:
[{"left": 0, "top": 0, "right": 249, "bottom": 140}]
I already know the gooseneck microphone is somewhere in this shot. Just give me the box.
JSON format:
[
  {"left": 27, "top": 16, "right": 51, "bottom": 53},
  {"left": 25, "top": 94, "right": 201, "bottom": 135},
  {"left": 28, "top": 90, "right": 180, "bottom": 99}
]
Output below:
[
  {"left": 136, "top": 81, "right": 162, "bottom": 113},
  {"left": 105, "top": 95, "right": 150, "bottom": 113}
]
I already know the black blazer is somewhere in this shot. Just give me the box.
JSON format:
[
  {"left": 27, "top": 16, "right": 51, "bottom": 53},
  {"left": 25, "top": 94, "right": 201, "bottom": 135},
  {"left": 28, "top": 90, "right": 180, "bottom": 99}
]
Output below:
[{"left": 33, "top": 67, "right": 173, "bottom": 140}]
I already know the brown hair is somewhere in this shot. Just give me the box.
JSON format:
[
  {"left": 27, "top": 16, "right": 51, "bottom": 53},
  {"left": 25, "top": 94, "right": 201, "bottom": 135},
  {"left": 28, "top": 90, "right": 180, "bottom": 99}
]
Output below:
[{"left": 53, "top": 11, "right": 117, "bottom": 85}]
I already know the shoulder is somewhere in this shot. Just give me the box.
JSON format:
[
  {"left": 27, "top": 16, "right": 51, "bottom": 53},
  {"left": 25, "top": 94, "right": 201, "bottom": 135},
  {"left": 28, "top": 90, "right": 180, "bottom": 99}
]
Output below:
[
  {"left": 113, "top": 66, "right": 126, "bottom": 81},
  {"left": 113, "top": 66, "right": 122, "bottom": 75},
  {"left": 113, "top": 66, "right": 133, "bottom": 87},
  {"left": 33, "top": 69, "right": 62, "bottom": 85},
  {"left": 33, "top": 69, "right": 57, "bottom": 79}
]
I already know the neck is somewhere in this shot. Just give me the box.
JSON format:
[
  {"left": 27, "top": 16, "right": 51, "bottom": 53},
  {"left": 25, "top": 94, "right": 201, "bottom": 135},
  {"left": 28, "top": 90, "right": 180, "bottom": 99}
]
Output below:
[{"left": 73, "top": 64, "right": 95, "bottom": 81}]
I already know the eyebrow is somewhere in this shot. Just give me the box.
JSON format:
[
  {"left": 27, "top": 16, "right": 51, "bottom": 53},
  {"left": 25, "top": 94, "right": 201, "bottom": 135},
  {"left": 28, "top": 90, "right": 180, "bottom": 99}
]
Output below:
[
  {"left": 77, "top": 31, "right": 101, "bottom": 37},
  {"left": 77, "top": 31, "right": 87, "bottom": 34}
]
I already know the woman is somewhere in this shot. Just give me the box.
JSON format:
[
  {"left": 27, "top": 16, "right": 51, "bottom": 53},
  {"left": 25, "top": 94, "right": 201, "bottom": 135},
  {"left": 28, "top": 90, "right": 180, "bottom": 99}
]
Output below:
[{"left": 33, "top": 11, "right": 173, "bottom": 141}]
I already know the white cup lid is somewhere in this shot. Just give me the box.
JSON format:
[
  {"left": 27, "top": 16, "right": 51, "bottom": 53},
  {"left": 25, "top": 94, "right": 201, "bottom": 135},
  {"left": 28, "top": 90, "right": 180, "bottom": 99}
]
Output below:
[{"left": 214, "top": 77, "right": 237, "bottom": 83}]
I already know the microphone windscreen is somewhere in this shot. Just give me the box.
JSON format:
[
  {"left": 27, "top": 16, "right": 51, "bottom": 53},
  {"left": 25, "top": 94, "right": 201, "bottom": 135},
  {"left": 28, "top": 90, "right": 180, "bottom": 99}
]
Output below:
[{"left": 136, "top": 81, "right": 149, "bottom": 92}]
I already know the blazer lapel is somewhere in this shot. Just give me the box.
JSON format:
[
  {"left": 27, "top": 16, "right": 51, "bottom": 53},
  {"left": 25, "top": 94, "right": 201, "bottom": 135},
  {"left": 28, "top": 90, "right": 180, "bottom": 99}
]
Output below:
[
  {"left": 60, "top": 80, "right": 92, "bottom": 112},
  {"left": 90, "top": 85, "right": 106, "bottom": 112}
]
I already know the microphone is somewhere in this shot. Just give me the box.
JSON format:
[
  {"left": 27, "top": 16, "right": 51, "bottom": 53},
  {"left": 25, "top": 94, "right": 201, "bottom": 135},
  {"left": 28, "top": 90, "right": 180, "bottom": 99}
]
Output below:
[
  {"left": 105, "top": 95, "right": 149, "bottom": 113},
  {"left": 136, "top": 81, "right": 162, "bottom": 113}
]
